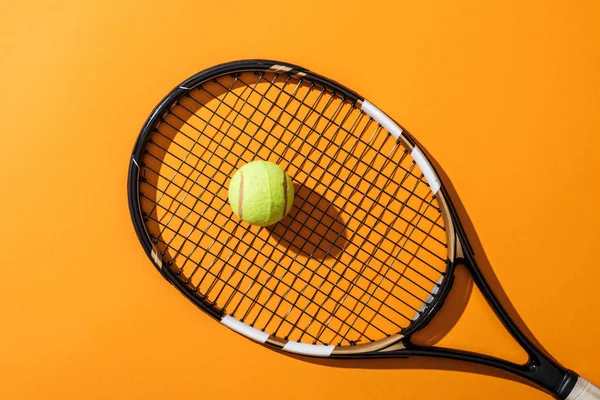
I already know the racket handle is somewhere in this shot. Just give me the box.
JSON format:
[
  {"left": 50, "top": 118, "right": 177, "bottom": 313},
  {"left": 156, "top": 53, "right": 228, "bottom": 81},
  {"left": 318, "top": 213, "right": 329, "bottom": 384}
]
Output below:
[{"left": 566, "top": 377, "right": 600, "bottom": 400}]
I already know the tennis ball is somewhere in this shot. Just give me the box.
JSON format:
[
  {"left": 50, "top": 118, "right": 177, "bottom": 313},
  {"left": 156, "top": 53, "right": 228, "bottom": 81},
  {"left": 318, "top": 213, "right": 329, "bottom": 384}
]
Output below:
[{"left": 228, "top": 160, "right": 294, "bottom": 227}]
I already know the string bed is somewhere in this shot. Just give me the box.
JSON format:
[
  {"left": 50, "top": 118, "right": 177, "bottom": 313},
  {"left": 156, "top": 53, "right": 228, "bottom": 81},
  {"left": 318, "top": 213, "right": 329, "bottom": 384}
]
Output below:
[{"left": 137, "top": 71, "right": 448, "bottom": 346}]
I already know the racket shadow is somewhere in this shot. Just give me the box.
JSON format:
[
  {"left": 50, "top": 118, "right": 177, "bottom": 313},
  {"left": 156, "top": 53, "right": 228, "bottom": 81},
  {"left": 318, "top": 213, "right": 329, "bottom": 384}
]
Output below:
[
  {"left": 421, "top": 140, "right": 556, "bottom": 360},
  {"left": 284, "top": 351, "right": 537, "bottom": 391}
]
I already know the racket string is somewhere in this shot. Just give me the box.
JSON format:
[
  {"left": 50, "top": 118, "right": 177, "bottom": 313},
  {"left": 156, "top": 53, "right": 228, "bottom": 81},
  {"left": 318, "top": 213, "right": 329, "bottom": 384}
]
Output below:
[
  {"left": 141, "top": 167, "right": 407, "bottom": 335},
  {"left": 155, "top": 83, "right": 446, "bottom": 286},
  {"left": 153, "top": 115, "right": 445, "bottom": 253},
  {"left": 144, "top": 76, "right": 239, "bottom": 230},
  {"left": 204, "top": 76, "right": 444, "bottom": 227},
  {"left": 139, "top": 71, "right": 448, "bottom": 345},
  {"left": 313, "top": 151, "right": 428, "bottom": 343},
  {"left": 337, "top": 175, "right": 443, "bottom": 343},
  {"left": 158, "top": 79, "right": 421, "bottom": 330},
  {"left": 141, "top": 161, "right": 436, "bottom": 307},
  {"left": 143, "top": 138, "right": 434, "bottom": 340},
  {"left": 279, "top": 112, "right": 425, "bottom": 342},
  {"left": 236, "top": 89, "right": 355, "bottom": 327},
  {"left": 183, "top": 82, "right": 446, "bottom": 243},
  {"left": 180, "top": 87, "right": 444, "bottom": 288}
]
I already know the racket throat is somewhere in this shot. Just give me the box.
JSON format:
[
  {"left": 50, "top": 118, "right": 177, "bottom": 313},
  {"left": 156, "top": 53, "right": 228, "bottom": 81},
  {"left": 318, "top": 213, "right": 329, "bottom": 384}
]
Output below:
[{"left": 399, "top": 343, "right": 577, "bottom": 398}]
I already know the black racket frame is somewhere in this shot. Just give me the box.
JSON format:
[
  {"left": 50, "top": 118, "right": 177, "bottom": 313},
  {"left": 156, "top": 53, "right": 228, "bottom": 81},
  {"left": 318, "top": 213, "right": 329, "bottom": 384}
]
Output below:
[{"left": 127, "top": 60, "right": 579, "bottom": 399}]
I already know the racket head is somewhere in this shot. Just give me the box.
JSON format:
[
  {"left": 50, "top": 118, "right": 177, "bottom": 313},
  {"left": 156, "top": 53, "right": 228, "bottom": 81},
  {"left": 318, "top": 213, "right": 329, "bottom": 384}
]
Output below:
[{"left": 127, "top": 60, "right": 461, "bottom": 356}]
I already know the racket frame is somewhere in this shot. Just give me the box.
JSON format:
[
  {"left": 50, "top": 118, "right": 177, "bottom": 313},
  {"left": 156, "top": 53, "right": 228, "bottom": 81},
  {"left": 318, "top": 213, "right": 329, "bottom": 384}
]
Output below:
[{"left": 127, "top": 59, "right": 580, "bottom": 399}]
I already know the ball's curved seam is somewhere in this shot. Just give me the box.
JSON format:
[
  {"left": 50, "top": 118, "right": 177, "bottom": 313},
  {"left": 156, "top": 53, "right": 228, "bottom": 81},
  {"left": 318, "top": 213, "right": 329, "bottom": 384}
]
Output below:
[
  {"left": 282, "top": 171, "right": 289, "bottom": 219},
  {"left": 238, "top": 171, "right": 244, "bottom": 220}
]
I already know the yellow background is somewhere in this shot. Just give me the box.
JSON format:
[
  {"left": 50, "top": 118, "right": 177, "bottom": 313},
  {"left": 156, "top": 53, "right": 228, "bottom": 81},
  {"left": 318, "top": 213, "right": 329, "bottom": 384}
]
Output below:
[{"left": 1, "top": 1, "right": 599, "bottom": 399}]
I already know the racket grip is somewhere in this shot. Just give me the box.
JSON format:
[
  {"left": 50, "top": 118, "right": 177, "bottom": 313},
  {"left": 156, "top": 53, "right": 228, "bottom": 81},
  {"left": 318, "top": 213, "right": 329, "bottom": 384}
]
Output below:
[{"left": 566, "top": 377, "right": 600, "bottom": 400}]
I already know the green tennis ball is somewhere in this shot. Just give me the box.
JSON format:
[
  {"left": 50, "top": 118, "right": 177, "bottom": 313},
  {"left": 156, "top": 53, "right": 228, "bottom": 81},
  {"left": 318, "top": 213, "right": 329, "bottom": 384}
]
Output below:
[{"left": 228, "top": 160, "right": 294, "bottom": 227}]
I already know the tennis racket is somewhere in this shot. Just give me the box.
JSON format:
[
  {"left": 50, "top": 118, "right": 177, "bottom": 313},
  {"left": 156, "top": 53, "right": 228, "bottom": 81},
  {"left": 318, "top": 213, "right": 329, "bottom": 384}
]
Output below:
[{"left": 127, "top": 60, "right": 598, "bottom": 399}]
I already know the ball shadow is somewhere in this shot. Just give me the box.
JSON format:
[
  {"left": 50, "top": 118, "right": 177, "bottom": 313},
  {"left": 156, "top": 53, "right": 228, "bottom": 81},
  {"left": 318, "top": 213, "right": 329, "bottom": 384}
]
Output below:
[{"left": 267, "top": 182, "right": 348, "bottom": 261}]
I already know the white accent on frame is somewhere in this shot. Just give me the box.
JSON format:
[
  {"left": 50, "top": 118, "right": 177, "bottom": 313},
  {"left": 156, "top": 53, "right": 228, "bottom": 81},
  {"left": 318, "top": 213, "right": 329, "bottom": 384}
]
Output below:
[
  {"left": 270, "top": 65, "right": 293, "bottom": 73},
  {"left": 360, "top": 100, "right": 403, "bottom": 139},
  {"left": 151, "top": 248, "right": 163, "bottom": 268},
  {"left": 427, "top": 284, "right": 440, "bottom": 302},
  {"left": 132, "top": 157, "right": 140, "bottom": 168},
  {"left": 566, "top": 377, "right": 600, "bottom": 400},
  {"left": 283, "top": 341, "right": 335, "bottom": 356},
  {"left": 221, "top": 316, "right": 270, "bottom": 343},
  {"left": 413, "top": 276, "right": 444, "bottom": 320},
  {"left": 411, "top": 146, "right": 441, "bottom": 195}
]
